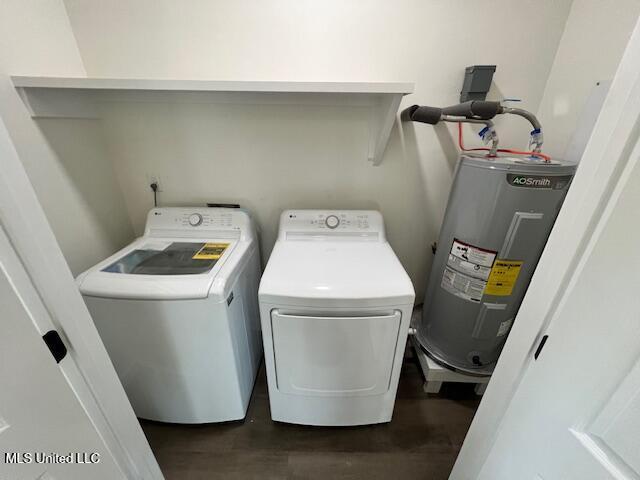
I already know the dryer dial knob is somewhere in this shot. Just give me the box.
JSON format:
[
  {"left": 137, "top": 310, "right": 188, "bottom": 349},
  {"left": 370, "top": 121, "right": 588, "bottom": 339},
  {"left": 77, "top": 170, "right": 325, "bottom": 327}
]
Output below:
[
  {"left": 325, "top": 215, "right": 340, "bottom": 229},
  {"left": 188, "top": 213, "right": 203, "bottom": 227}
]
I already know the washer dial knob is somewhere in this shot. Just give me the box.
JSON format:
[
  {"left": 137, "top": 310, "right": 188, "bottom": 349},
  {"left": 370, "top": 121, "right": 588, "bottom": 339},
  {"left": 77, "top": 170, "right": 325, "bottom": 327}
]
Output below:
[
  {"left": 188, "top": 213, "right": 203, "bottom": 227},
  {"left": 325, "top": 215, "right": 340, "bottom": 229}
]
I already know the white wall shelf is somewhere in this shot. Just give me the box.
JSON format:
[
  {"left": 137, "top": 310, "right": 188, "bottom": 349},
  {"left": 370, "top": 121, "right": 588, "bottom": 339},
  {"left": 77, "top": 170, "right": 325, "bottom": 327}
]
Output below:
[{"left": 12, "top": 76, "right": 414, "bottom": 165}]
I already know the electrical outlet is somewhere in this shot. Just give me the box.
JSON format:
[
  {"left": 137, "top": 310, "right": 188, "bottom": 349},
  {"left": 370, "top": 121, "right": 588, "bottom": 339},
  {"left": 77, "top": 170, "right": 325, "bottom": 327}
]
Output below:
[{"left": 146, "top": 174, "right": 162, "bottom": 192}]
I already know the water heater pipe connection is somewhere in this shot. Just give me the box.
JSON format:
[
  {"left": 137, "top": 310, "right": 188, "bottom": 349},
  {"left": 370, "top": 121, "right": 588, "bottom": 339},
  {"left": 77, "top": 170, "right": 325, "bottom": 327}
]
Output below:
[
  {"left": 442, "top": 116, "right": 499, "bottom": 157},
  {"left": 401, "top": 100, "right": 547, "bottom": 160},
  {"left": 500, "top": 106, "right": 544, "bottom": 153}
]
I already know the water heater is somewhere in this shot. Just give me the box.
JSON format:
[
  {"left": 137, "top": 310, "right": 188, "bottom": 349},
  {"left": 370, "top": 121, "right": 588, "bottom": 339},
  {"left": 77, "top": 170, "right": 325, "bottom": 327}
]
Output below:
[
  {"left": 417, "top": 154, "right": 575, "bottom": 374},
  {"left": 403, "top": 100, "right": 576, "bottom": 374}
]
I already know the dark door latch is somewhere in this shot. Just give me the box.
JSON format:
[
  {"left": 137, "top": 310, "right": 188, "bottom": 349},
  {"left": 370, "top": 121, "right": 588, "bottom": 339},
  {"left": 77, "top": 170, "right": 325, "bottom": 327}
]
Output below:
[
  {"left": 534, "top": 334, "right": 549, "bottom": 360},
  {"left": 42, "top": 330, "right": 67, "bottom": 363}
]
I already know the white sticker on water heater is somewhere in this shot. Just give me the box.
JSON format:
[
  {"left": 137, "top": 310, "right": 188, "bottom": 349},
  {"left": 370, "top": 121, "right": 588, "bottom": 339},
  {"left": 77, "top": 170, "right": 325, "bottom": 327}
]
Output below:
[
  {"left": 440, "top": 239, "right": 497, "bottom": 302},
  {"left": 447, "top": 254, "right": 493, "bottom": 280},
  {"left": 449, "top": 239, "right": 497, "bottom": 270},
  {"left": 441, "top": 267, "right": 487, "bottom": 303},
  {"left": 440, "top": 238, "right": 498, "bottom": 303}
]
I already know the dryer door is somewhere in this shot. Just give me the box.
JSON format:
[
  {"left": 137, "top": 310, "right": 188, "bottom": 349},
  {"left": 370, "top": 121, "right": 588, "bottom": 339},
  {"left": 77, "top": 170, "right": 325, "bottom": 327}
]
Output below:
[{"left": 270, "top": 311, "right": 402, "bottom": 397}]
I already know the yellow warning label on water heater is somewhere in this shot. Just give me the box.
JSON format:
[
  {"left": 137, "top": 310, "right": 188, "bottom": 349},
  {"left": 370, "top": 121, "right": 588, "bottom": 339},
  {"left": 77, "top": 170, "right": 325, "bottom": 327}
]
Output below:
[
  {"left": 484, "top": 260, "right": 523, "bottom": 296},
  {"left": 192, "top": 242, "right": 229, "bottom": 260}
]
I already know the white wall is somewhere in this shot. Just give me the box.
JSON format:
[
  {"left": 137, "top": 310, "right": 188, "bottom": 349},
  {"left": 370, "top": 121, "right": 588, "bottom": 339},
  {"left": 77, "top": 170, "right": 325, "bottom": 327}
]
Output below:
[
  {"left": 537, "top": 0, "right": 640, "bottom": 159},
  {"left": 4, "top": 0, "right": 629, "bottom": 291},
  {"left": 60, "top": 0, "right": 574, "bottom": 296},
  {"left": 0, "top": 0, "right": 134, "bottom": 276}
]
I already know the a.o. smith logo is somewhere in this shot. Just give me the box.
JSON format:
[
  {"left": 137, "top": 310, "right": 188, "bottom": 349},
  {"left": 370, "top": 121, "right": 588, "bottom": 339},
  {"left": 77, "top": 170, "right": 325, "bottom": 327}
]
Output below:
[
  {"left": 507, "top": 174, "right": 572, "bottom": 190},
  {"left": 512, "top": 176, "right": 551, "bottom": 187}
]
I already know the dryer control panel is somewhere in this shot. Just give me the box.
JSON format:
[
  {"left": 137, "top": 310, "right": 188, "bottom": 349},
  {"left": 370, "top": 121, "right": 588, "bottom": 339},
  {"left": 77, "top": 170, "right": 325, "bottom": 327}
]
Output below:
[{"left": 279, "top": 210, "right": 385, "bottom": 241}]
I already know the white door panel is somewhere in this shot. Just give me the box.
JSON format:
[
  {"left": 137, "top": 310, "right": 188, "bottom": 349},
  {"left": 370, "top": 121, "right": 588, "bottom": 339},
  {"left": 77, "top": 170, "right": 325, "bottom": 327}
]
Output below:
[
  {"left": 0, "top": 227, "right": 124, "bottom": 480},
  {"left": 478, "top": 125, "right": 640, "bottom": 479},
  {"left": 586, "top": 356, "right": 640, "bottom": 474},
  {"left": 271, "top": 311, "right": 401, "bottom": 397}
]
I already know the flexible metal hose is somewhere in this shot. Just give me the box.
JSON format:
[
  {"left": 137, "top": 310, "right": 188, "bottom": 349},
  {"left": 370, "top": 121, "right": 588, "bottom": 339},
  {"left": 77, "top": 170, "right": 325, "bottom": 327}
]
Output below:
[{"left": 500, "top": 107, "right": 544, "bottom": 152}]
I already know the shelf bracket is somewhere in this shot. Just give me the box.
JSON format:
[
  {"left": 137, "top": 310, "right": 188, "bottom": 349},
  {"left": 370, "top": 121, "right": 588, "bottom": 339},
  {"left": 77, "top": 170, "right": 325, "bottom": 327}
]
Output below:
[{"left": 368, "top": 94, "right": 403, "bottom": 166}]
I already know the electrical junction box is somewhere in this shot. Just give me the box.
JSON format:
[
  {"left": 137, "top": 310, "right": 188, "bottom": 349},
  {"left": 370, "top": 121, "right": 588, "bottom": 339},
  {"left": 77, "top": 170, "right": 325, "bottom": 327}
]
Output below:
[{"left": 460, "top": 65, "right": 496, "bottom": 102}]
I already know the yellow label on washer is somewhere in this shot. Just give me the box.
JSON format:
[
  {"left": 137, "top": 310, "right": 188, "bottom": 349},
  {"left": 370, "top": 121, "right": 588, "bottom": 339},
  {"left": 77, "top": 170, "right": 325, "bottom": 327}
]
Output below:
[
  {"left": 484, "top": 260, "right": 523, "bottom": 296},
  {"left": 192, "top": 242, "right": 229, "bottom": 260}
]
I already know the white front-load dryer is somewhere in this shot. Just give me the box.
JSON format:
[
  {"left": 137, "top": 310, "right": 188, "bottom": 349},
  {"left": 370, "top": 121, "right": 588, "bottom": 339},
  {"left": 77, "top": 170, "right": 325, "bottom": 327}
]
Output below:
[
  {"left": 259, "top": 210, "right": 415, "bottom": 426},
  {"left": 76, "top": 207, "right": 262, "bottom": 424}
]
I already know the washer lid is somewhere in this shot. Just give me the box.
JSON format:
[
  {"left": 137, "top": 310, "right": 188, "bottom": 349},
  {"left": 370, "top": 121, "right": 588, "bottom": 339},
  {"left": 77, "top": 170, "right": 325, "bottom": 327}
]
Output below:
[
  {"left": 258, "top": 241, "right": 415, "bottom": 308},
  {"left": 102, "top": 241, "right": 226, "bottom": 276},
  {"left": 76, "top": 237, "right": 241, "bottom": 300}
]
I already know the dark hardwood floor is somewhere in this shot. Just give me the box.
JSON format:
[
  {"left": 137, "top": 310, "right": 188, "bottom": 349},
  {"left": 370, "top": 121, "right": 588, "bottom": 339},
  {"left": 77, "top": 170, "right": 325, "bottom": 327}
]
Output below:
[{"left": 141, "top": 352, "right": 480, "bottom": 479}]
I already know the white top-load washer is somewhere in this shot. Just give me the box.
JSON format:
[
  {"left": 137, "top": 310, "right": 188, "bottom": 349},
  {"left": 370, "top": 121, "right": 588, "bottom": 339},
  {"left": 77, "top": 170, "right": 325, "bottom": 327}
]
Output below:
[
  {"left": 259, "top": 210, "right": 415, "bottom": 426},
  {"left": 76, "top": 207, "right": 262, "bottom": 424}
]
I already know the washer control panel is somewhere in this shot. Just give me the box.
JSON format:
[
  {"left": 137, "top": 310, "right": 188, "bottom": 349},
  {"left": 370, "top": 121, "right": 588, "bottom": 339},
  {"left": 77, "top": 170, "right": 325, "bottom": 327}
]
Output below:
[
  {"left": 279, "top": 210, "right": 384, "bottom": 240},
  {"left": 177, "top": 211, "right": 233, "bottom": 229},
  {"left": 145, "top": 207, "right": 253, "bottom": 241},
  {"left": 325, "top": 215, "right": 340, "bottom": 229},
  {"left": 188, "top": 213, "right": 203, "bottom": 227}
]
